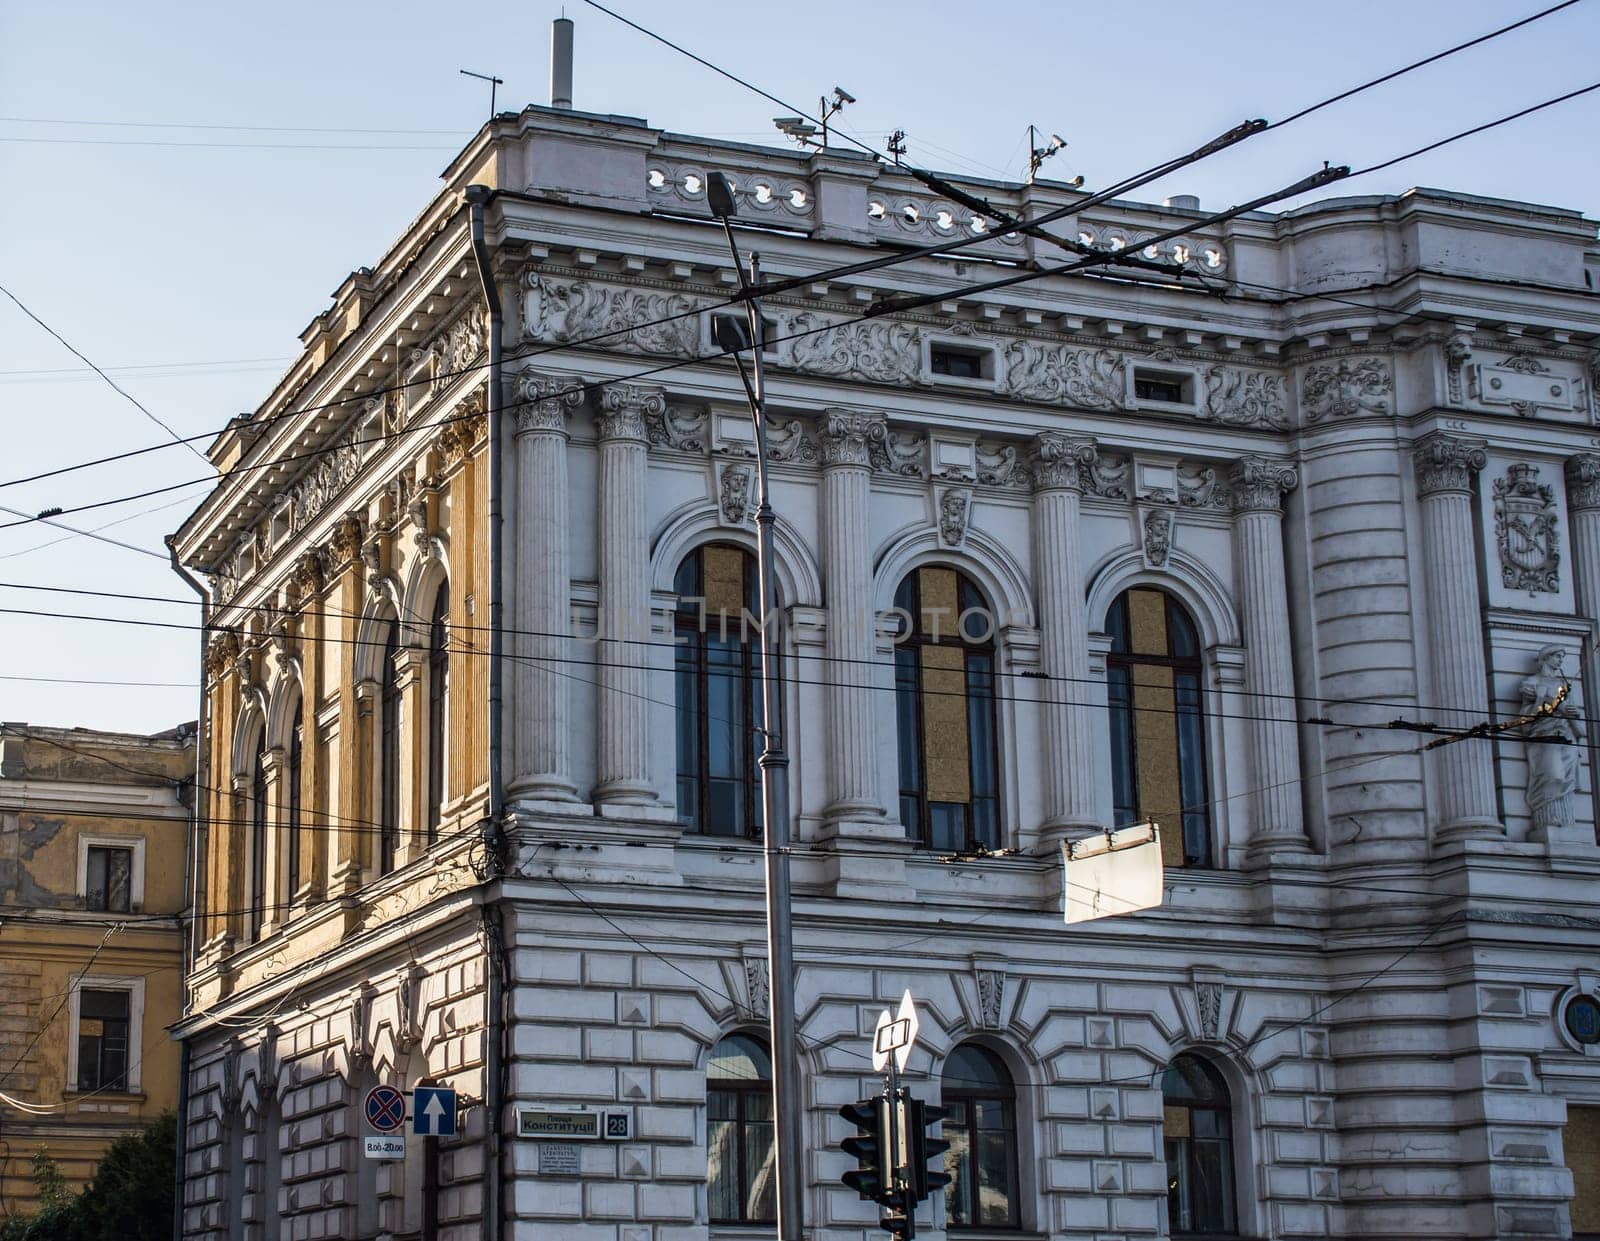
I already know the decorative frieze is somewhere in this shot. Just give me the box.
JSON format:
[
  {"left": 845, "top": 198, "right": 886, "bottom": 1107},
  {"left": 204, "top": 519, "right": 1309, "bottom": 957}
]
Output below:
[
  {"left": 524, "top": 274, "right": 701, "bottom": 357},
  {"left": 1203, "top": 366, "right": 1288, "bottom": 430},
  {"left": 1001, "top": 341, "right": 1126, "bottom": 410},
  {"left": 1470, "top": 354, "right": 1581, "bottom": 418},
  {"left": 1493, "top": 463, "right": 1560, "bottom": 594},
  {"left": 1413, "top": 434, "right": 1486, "bottom": 497},
  {"left": 1301, "top": 357, "right": 1392, "bottom": 423},
  {"left": 789, "top": 315, "right": 924, "bottom": 387}
]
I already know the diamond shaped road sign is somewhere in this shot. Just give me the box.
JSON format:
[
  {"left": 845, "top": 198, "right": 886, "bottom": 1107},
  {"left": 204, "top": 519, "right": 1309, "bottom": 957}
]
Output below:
[{"left": 871, "top": 989, "right": 920, "bottom": 1073}]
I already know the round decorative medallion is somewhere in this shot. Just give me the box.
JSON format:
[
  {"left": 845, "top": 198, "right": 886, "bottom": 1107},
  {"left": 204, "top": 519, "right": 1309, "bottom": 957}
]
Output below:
[{"left": 1563, "top": 993, "right": 1600, "bottom": 1047}]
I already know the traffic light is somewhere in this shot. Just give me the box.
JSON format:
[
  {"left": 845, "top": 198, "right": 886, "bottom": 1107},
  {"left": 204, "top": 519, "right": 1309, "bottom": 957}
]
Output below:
[
  {"left": 905, "top": 1098, "right": 952, "bottom": 1204},
  {"left": 839, "top": 1095, "right": 891, "bottom": 1205}
]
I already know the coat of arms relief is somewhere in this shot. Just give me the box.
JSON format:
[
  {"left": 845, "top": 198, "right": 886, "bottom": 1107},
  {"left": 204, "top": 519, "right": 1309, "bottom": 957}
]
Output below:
[{"left": 1493, "top": 462, "right": 1560, "bottom": 594}]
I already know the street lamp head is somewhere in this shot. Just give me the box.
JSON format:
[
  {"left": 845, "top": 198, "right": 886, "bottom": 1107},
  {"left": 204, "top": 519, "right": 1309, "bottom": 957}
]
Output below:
[{"left": 706, "top": 171, "right": 739, "bottom": 220}]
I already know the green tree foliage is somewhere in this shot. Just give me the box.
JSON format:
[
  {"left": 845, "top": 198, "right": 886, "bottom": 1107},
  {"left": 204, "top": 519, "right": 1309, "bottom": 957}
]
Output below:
[{"left": 1, "top": 1114, "right": 175, "bottom": 1241}]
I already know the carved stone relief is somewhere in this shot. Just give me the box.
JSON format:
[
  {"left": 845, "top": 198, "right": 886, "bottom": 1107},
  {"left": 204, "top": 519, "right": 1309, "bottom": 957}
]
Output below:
[
  {"left": 645, "top": 402, "right": 708, "bottom": 452},
  {"left": 975, "top": 441, "right": 1025, "bottom": 487},
  {"left": 1493, "top": 463, "right": 1560, "bottom": 594},
  {"left": 938, "top": 488, "right": 972, "bottom": 548},
  {"left": 1082, "top": 454, "right": 1130, "bottom": 500},
  {"left": 1175, "top": 463, "right": 1219, "bottom": 510},
  {"left": 766, "top": 417, "right": 819, "bottom": 465},
  {"left": 718, "top": 463, "right": 753, "bottom": 526},
  {"left": 1470, "top": 355, "right": 1580, "bottom": 418},
  {"left": 819, "top": 410, "right": 889, "bottom": 470},
  {"left": 744, "top": 956, "right": 770, "bottom": 1020},
  {"left": 1001, "top": 340, "right": 1127, "bottom": 410},
  {"left": 1204, "top": 366, "right": 1288, "bottom": 430},
  {"left": 1301, "top": 357, "right": 1392, "bottom": 423},
  {"left": 789, "top": 316, "right": 925, "bottom": 388},
  {"left": 975, "top": 969, "right": 1004, "bottom": 1030},
  {"left": 1520, "top": 644, "right": 1584, "bottom": 831},
  {"left": 524, "top": 274, "right": 701, "bottom": 357},
  {"left": 881, "top": 428, "right": 925, "bottom": 478},
  {"left": 1196, "top": 982, "right": 1222, "bottom": 1040},
  {"left": 1142, "top": 508, "right": 1174, "bottom": 568}
]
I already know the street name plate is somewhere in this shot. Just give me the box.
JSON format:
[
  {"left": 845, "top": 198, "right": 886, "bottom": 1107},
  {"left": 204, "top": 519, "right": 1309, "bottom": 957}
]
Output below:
[
  {"left": 518, "top": 1108, "right": 601, "bottom": 1140},
  {"left": 537, "top": 1143, "right": 581, "bottom": 1176},
  {"left": 364, "top": 1135, "right": 406, "bottom": 1160}
]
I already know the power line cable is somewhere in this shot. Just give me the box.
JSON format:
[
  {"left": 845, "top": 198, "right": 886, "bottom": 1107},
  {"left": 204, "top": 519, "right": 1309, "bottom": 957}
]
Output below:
[
  {"left": 0, "top": 283, "right": 210, "bottom": 466},
  {"left": 1268, "top": 0, "right": 1587, "bottom": 129},
  {"left": 3, "top": 0, "right": 1590, "bottom": 507},
  {"left": 0, "top": 573, "right": 1578, "bottom": 727},
  {"left": 0, "top": 115, "right": 465, "bottom": 135}
]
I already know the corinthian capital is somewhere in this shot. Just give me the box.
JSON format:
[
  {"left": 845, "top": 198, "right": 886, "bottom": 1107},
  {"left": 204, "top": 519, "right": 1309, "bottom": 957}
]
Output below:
[
  {"left": 819, "top": 409, "right": 887, "bottom": 469},
  {"left": 1229, "top": 456, "right": 1299, "bottom": 514},
  {"left": 1566, "top": 454, "right": 1600, "bottom": 513},
  {"left": 513, "top": 371, "right": 583, "bottom": 434},
  {"left": 1027, "top": 433, "right": 1097, "bottom": 492},
  {"left": 597, "top": 383, "right": 666, "bottom": 441},
  {"left": 1413, "top": 432, "right": 1486, "bottom": 498}
]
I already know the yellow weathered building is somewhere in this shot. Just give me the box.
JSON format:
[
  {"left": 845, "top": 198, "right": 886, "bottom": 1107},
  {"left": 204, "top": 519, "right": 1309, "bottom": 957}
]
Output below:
[{"left": 0, "top": 721, "right": 193, "bottom": 1217}]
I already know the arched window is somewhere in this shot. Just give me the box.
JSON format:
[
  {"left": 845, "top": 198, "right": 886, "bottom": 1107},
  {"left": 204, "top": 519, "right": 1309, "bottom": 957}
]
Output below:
[
  {"left": 674, "top": 546, "right": 765, "bottom": 839},
  {"left": 706, "top": 1032, "right": 775, "bottom": 1224},
  {"left": 248, "top": 729, "right": 267, "bottom": 941},
  {"left": 1162, "top": 1053, "right": 1238, "bottom": 1237},
  {"left": 1106, "top": 587, "right": 1211, "bottom": 868},
  {"left": 286, "top": 699, "right": 303, "bottom": 900},
  {"left": 426, "top": 582, "right": 449, "bottom": 844},
  {"left": 378, "top": 617, "right": 401, "bottom": 874},
  {"left": 942, "top": 1043, "right": 1020, "bottom": 1231},
  {"left": 893, "top": 567, "right": 1001, "bottom": 851}
]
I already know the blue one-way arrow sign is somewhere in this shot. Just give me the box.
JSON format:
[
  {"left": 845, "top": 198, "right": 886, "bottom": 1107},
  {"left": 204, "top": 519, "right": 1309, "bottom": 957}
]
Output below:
[{"left": 412, "top": 1086, "right": 457, "bottom": 1137}]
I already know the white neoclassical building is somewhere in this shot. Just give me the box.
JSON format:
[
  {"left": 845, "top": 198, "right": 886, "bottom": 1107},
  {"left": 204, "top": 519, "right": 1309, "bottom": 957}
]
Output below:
[{"left": 170, "top": 98, "right": 1600, "bottom": 1241}]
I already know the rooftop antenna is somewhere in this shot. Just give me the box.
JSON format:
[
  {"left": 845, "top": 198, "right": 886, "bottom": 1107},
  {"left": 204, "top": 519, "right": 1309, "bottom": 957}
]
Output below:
[
  {"left": 1026, "top": 125, "right": 1067, "bottom": 183},
  {"left": 461, "top": 68, "right": 505, "bottom": 119},
  {"left": 773, "top": 85, "right": 854, "bottom": 151}
]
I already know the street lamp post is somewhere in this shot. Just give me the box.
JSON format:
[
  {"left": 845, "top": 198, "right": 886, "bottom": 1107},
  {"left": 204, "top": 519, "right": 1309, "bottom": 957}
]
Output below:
[{"left": 706, "top": 171, "right": 805, "bottom": 1241}]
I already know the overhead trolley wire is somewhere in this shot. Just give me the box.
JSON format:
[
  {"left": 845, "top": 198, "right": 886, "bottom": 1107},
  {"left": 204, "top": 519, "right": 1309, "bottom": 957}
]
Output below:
[{"left": 9, "top": 0, "right": 1588, "bottom": 503}]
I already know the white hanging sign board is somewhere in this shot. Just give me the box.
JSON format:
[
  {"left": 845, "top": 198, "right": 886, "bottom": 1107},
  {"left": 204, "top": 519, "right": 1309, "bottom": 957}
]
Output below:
[{"left": 1063, "top": 823, "right": 1164, "bottom": 924}]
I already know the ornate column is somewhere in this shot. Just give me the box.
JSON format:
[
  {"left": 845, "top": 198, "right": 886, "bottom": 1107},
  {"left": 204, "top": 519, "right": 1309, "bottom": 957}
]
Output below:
[
  {"left": 1565, "top": 454, "right": 1600, "bottom": 835},
  {"left": 594, "top": 384, "right": 663, "bottom": 805},
  {"left": 509, "top": 373, "right": 582, "bottom": 803},
  {"left": 1028, "top": 433, "right": 1099, "bottom": 835},
  {"left": 1413, "top": 432, "right": 1499, "bottom": 837},
  {"left": 820, "top": 410, "right": 886, "bottom": 821},
  {"left": 1229, "top": 457, "right": 1310, "bottom": 853}
]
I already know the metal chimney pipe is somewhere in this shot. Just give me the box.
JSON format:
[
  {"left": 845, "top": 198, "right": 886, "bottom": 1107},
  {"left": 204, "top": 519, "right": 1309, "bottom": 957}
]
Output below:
[{"left": 550, "top": 18, "right": 573, "bottom": 109}]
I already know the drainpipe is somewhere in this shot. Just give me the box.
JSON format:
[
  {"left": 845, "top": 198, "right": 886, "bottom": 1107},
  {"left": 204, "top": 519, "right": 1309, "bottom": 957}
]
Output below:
[
  {"left": 166, "top": 536, "right": 209, "bottom": 1241},
  {"left": 465, "top": 184, "right": 506, "bottom": 1241}
]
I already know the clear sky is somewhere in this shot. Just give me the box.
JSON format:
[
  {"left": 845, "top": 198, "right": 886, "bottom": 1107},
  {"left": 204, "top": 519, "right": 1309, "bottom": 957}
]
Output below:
[{"left": 1, "top": 0, "right": 1597, "bottom": 734}]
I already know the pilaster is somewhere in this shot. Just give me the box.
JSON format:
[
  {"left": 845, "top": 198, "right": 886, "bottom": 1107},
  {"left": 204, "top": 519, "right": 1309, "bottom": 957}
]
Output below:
[
  {"left": 1413, "top": 432, "right": 1500, "bottom": 839},
  {"left": 509, "top": 372, "right": 582, "bottom": 804},
  {"left": 820, "top": 410, "right": 886, "bottom": 823},
  {"left": 594, "top": 384, "right": 662, "bottom": 806},
  {"left": 1029, "top": 433, "right": 1100, "bottom": 844},
  {"left": 1230, "top": 456, "right": 1310, "bottom": 855}
]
